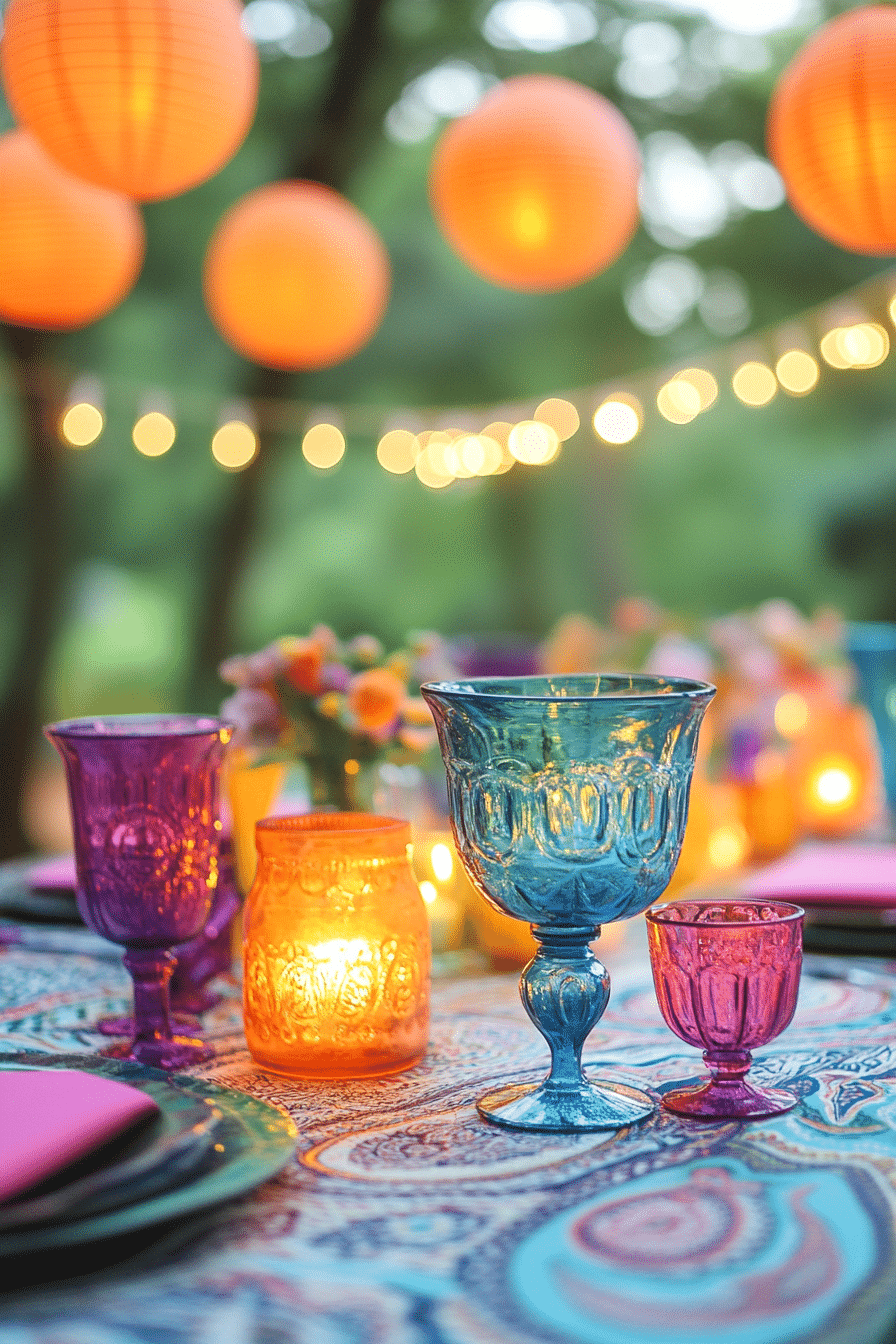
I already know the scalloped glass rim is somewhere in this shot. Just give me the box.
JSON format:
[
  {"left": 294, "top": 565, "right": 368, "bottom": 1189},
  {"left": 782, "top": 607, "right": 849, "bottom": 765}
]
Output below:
[
  {"left": 647, "top": 899, "right": 805, "bottom": 928},
  {"left": 421, "top": 673, "right": 716, "bottom": 703},
  {"left": 45, "top": 714, "right": 231, "bottom": 739}
]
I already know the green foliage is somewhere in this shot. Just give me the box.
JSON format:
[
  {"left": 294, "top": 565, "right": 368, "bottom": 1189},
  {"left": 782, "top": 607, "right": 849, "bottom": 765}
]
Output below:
[{"left": 1, "top": 0, "right": 894, "bottom": 720}]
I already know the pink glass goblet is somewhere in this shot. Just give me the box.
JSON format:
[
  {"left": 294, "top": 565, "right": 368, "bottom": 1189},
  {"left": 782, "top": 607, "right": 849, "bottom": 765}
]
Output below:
[
  {"left": 645, "top": 899, "right": 804, "bottom": 1119},
  {"left": 45, "top": 715, "right": 232, "bottom": 1070}
]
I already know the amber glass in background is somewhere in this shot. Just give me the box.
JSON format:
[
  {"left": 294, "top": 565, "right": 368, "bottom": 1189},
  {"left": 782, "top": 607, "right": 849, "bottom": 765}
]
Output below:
[
  {"left": 243, "top": 815, "right": 430, "bottom": 1079},
  {"left": 646, "top": 899, "right": 804, "bottom": 1119}
]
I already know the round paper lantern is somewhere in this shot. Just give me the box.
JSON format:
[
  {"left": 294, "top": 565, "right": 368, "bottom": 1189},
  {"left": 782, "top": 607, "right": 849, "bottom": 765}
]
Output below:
[
  {"left": 0, "top": 130, "right": 144, "bottom": 330},
  {"left": 768, "top": 6, "right": 896, "bottom": 254},
  {"left": 1, "top": 0, "right": 258, "bottom": 202},
  {"left": 429, "top": 74, "right": 641, "bottom": 292},
  {"left": 204, "top": 182, "right": 391, "bottom": 371}
]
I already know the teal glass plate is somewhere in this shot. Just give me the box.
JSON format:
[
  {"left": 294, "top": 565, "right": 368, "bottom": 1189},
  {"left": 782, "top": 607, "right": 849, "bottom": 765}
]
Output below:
[{"left": 0, "top": 1054, "right": 297, "bottom": 1256}]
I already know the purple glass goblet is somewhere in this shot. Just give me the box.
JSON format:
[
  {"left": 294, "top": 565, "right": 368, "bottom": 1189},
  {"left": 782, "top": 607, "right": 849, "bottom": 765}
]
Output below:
[
  {"left": 95, "top": 848, "right": 240, "bottom": 1035},
  {"left": 645, "top": 899, "right": 804, "bottom": 1119},
  {"left": 45, "top": 714, "right": 232, "bottom": 1070}
]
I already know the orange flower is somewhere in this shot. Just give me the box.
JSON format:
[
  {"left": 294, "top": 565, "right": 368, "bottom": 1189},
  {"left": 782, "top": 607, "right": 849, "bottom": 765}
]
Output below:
[
  {"left": 348, "top": 668, "right": 405, "bottom": 732},
  {"left": 279, "top": 637, "right": 323, "bottom": 694}
]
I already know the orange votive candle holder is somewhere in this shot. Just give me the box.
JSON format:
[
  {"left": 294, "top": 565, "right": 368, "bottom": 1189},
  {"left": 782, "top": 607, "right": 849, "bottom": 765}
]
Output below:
[{"left": 243, "top": 814, "right": 431, "bottom": 1079}]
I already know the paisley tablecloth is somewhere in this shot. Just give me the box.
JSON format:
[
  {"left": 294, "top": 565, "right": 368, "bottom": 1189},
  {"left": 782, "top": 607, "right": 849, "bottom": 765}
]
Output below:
[{"left": 2, "top": 925, "right": 896, "bottom": 1344}]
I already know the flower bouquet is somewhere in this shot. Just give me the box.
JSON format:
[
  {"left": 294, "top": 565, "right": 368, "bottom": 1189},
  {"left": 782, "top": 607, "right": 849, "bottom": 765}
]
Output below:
[{"left": 220, "top": 625, "right": 453, "bottom": 814}]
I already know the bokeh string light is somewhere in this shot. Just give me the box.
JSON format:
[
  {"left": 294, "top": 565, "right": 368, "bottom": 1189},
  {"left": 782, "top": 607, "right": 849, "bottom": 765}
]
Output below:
[{"left": 47, "top": 270, "right": 896, "bottom": 483}]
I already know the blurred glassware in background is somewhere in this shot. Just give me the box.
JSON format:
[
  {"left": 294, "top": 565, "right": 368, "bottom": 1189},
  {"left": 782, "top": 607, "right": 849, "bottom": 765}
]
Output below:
[{"left": 848, "top": 623, "right": 896, "bottom": 820}]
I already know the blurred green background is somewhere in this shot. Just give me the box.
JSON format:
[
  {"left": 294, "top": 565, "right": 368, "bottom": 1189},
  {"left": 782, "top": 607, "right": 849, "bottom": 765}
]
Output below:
[{"left": 1, "top": 0, "right": 894, "bottom": 853}]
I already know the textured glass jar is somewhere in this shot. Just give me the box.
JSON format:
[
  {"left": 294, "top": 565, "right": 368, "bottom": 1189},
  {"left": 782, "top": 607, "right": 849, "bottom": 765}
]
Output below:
[{"left": 243, "top": 814, "right": 430, "bottom": 1078}]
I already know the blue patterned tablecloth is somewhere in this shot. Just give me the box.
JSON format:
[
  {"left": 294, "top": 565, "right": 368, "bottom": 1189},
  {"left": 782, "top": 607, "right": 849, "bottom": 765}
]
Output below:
[{"left": 2, "top": 924, "right": 896, "bottom": 1344}]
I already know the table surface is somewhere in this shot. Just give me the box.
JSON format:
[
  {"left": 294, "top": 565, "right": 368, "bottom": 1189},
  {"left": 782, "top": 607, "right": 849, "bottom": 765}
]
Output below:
[{"left": 2, "top": 919, "right": 896, "bottom": 1344}]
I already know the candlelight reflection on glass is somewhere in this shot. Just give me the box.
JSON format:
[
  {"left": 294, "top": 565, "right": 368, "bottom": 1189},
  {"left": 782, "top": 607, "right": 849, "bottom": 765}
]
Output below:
[
  {"left": 243, "top": 814, "right": 430, "bottom": 1078},
  {"left": 422, "top": 674, "right": 714, "bottom": 1132}
]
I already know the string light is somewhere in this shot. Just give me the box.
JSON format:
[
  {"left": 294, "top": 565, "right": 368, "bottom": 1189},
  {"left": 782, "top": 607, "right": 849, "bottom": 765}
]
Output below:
[
  {"left": 592, "top": 396, "right": 640, "bottom": 445},
  {"left": 302, "top": 422, "right": 345, "bottom": 469},
  {"left": 212, "top": 419, "right": 257, "bottom": 471},
  {"left": 775, "top": 350, "right": 819, "bottom": 395},
  {"left": 377, "top": 429, "right": 418, "bottom": 474},
  {"left": 508, "top": 420, "right": 560, "bottom": 465},
  {"left": 657, "top": 377, "right": 701, "bottom": 425},
  {"left": 534, "top": 398, "right": 580, "bottom": 440},
  {"left": 732, "top": 361, "right": 777, "bottom": 407},
  {"left": 61, "top": 401, "right": 103, "bottom": 447},
  {"left": 678, "top": 368, "right": 718, "bottom": 411},
  {"left": 60, "top": 376, "right": 104, "bottom": 447},
  {"left": 889, "top": 295, "right": 896, "bottom": 327},
  {"left": 133, "top": 410, "right": 176, "bottom": 457}
]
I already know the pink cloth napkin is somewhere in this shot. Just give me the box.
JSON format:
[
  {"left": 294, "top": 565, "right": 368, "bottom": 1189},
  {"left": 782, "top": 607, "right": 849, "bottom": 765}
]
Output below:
[
  {"left": 743, "top": 842, "right": 896, "bottom": 909},
  {"left": 28, "top": 855, "right": 78, "bottom": 893},
  {"left": 0, "top": 1069, "right": 159, "bottom": 1204}
]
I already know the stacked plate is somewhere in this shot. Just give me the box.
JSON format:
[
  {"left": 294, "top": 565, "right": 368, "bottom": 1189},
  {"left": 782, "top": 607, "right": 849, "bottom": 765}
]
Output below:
[{"left": 0, "top": 1054, "right": 297, "bottom": 1259}]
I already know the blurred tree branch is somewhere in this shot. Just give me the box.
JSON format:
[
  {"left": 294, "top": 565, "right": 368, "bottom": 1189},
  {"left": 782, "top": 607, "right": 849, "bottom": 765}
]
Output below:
[
  {"left": 187, "top": 0, "right": 393, "bottom": 710},
  {"left": 0, "top": 324, "right": 65, "bottom": 858}
]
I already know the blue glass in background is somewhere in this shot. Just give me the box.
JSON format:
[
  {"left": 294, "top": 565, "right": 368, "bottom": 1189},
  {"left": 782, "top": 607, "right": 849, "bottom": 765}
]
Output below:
[
  {"left": 847, "top": 623, "right": 896, "bottom": 816},
  {"left": 421, "top": 674, "right": 715, "bottom": 1133}
]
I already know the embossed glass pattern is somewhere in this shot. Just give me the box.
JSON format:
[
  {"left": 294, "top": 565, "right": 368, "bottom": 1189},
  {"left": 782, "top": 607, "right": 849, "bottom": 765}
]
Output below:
[
  {"left": 422, "top": 674, "right": 714, "bottom": 1132},
  {"left": 646, "top": 899, "right": 804, "bottom": 1118},
  {"left": 45, "top": 715, "right": 231, "bottom": 1070},
  {"left": 243, "top": 814, "right": 430, "bottom": 1079}
]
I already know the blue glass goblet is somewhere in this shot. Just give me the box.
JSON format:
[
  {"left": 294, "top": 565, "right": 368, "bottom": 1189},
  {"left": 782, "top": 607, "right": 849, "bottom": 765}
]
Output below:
[{"left": 422, "top": 674, "right": 715, "bottom": 1133}]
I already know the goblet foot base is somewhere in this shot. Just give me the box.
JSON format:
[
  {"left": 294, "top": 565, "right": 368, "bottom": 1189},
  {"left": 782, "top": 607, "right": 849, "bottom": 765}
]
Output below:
[
  {"left": 662, "top": 1080, "right": 799, "bottom": 1120},
  {"left": 478, "top": 1078, "right": 655, "bottom": 1132},
  {"left": 101, "top": 1035, "right": 214, "bottom": 1070},
  {"left": 96, "top": 1012, "right": 201, "bottom": 1037}
]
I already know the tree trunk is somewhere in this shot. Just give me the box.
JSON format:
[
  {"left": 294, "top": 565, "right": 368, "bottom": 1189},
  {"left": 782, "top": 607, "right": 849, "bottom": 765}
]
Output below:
[{"left": 0, "top": 326, "right": 66, "bottom": 858}]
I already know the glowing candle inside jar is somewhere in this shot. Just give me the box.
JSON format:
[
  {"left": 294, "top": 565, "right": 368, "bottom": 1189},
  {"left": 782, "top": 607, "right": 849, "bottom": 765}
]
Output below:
[{"left": 243, "top": 815, "right": 430, "bottom": 1079}]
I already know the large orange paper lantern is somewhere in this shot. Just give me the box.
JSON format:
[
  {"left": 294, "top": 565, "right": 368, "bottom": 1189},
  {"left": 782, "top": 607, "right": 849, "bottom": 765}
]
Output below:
[
  {"left": 1, "top": 0, "right": 258, "bottom": 202},
  {"left": 429, "top": 74, "right": 641, "bottom": 292},
  {"left": 204, "top": 182, "right": 391, "bottom": 371},
  {"left": 0, "top": 130, "right": 144, "bottom": 330},
  {"left": 768, "top": 6, "right": 896, "bottom": 254}
]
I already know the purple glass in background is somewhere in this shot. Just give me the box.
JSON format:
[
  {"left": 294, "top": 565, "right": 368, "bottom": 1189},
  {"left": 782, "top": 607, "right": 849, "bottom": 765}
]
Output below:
[
  {"left": 45, "top": 715, "right": 232, "bottom": 1070},
  {"left": 455, "top": 635, "right": 540, "bottom": 679},
  {"left": 645, "top": 899, "right": 804, "bottom": 1119}
]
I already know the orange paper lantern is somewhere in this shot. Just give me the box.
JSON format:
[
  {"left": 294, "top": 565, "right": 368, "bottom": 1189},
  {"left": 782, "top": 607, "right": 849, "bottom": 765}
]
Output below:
[
  {"left": 1, "top": 0, "right": 258, "bottom": 202},
  {"left": 204, "top": 182, "right": 391, "bottom": 371},
  {"left": 0, "top": 130, "right": 144, "bottom": 330},
  {"left": 768, "top": 6, "right": 896, "bottom": 254},
  {"left": 429, "top": 74, "right": 641, "bottom": 292}
]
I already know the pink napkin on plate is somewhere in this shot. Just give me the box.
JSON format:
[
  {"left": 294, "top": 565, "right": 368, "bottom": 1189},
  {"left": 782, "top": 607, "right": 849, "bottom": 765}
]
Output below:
[
  {"left": 743, "top": 842, "right": 896, "bottom": 909},
  {"left": 28, "top": 855, "right": 78, "bottom": 893},
  {"left": 0, "top": 1069, "right": 159, "bottom": 1204}
]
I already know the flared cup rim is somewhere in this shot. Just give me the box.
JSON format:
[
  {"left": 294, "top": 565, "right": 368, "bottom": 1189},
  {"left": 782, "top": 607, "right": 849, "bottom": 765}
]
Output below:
[
  {"left": 45, "top": 714, "right": 233, "bottom": 740},
  {"left": 646, "top": 899, "right": 805, "bottom": 928},
  {"left": 421, "top": 673, "right": 716, "bottom": 703}
]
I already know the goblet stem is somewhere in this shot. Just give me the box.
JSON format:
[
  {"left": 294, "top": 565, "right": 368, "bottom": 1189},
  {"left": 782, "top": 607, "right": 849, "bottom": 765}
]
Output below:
[
  {"left": 662, "top": 1046, "right": 799, "bottom": 1119},
  {"left": 477, "top": 925, "right": 655, "bottom": 1132},
  {"left": 103, "top": 948, "right": 213, "bottom": 1070},
  {"left": 522, "top": 927, "right": 609, "bottom": 1092}
]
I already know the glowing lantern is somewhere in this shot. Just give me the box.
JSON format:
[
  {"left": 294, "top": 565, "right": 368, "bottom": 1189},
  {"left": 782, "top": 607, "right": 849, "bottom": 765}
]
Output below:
[
  {"left": 1, "top": 0, "right": 258, "bottom": 202},
  {"left": 0, "top": 130, "right": 144, "bottom": 330},
  {"left": 768, "top": 7, "right": 896, "bottom": 254},
  {"left": 789, "top": 702, "right": 882, "bottom": 837},
  {"left": 430, "top": 74, "right": 640, "bottom": 291},
  {"left": 204, "top": 182, "right": 390, "bottom": 371}
]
